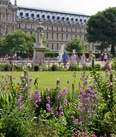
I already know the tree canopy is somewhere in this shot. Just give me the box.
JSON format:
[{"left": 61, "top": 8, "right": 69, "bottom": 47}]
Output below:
[
  {"left": 86, "top": 7, "right": 116, "bottom": 55},
  {"left": 65, "top": 38, "right": 85, "bottom": 53},
  {"left": 0, "top": 30, "right": 35, "bottom": 57}
]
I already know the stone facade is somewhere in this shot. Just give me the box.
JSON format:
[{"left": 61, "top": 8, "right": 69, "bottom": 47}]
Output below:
[
  {"left": 0, "top": 0, "right": 17, "bottom": 37},
  {"left": 0, "top": 0, "right": 98, "bottom": 51}
]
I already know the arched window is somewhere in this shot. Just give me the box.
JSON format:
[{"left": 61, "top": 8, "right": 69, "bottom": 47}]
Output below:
[
  {"left": 80, "top": 19, "right": 82, "bottom": 22},
  {"left": 36, "top": 14, "right": 39, "bottom": 18},
  {"left": 25, "top": 13, "right": 29, "bottom": 17},
  {"left": 31, "top": 14, "right": 34, "bottom": 18},
  {"left": 62, "top": 17, "right": 64, "bottom": 20},
  {"left": 52, "top": 16, "right": 55, "bottom": 20},
  {"left": 47, "top": 15, "right": 50, "bottom": 19},
  {"left": 42, "top": 15, "right": 45, "bottom": 19},
  {"left": 75, "top": 18, "right": 78, "bottom": 22},
  {"left": 71, "top": 18, "right": 74, "bottom": 21},
  {"left": 57, "top": 16, "right": 60, "bottom": 20},
  {"left": 66, "top": 17, "right": 69, "bottom": 21},
  {"left": 20, "top": 12, "right": 23, "bottom": 17}
]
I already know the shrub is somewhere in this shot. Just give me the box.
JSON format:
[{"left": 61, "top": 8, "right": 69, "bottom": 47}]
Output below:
[
  {"left": 1, "top": 106, "right": 34, "bottom": 137},
  {"left": 14, "top": 64, "right": 23, "bottom": 71},
  {"left": 81, "top": 65, "right": 92, "bottom": 71},
  {"left": 26, "top": 65, "right": 33, "bottom": 71},
  {"left": 94, "top": 63, "right": 101, "bottom": 71},
  {"left": 0, "top": 64, "right": 12, "bottom": 71},
  {"left": 68, "top": 63, "right": 78, "bottom": 71},
  {"left": 51, "top": 64, "right": 59, "bottom": 71},
  {"left": 34, "top": 64, "right": 40, "bottom": 71},
  {"left": 111, "top": 58, "right": 116, "bottom": 70}
]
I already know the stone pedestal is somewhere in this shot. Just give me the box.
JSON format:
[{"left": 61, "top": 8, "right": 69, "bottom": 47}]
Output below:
[
  {"left": 33, "top": 22, "right": 46, "bottom": 64},
  {"left": 33, "top": 43, "right": 46, "bottom": 63}
]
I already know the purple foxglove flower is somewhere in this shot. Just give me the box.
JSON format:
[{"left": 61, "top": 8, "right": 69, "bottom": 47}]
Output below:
[
  {"left": 59, "top": 106, "right": 63, "bottom": 111},
  {"left": 72, "top": 111, "right": 75, "bottom": 115},
  {"left": 63, "top": 99, "right": 68, "bottom": 105},
  {"left": 46, "top": 87, "right": 49, "bottom": 92},
  {"left": 91, "top": 134, "right": 97, "bottom": 137},
  {"left": 73, "top": 119, "right": 79, "bottom": 125},
  {"left": 56, "top": 79, "right": 60, "bottom": 85},
  {"left": 63, "top": 87, "right": 68, "bottom": 95},
  {"left": 57, "top": 91, "right": 62, "bottom": 99},
  {"left": 46, "top": 96, "right": 50, "bottom": 103}
]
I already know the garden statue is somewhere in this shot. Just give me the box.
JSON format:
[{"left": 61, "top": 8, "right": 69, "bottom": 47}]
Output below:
[
  {"left": 35, "top": 22, "right": 45, "bottom": 46},
  {"left": 59, "top": 44, "right": 65, "bottom": 56},
  {"left": 33, "top": 22, "right": 46, "bottom": 62}
]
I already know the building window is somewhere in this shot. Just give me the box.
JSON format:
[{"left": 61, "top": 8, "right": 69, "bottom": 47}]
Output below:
[
  {"left": 80, "top": 19, "right": 82, "bottom": 22},
  {"left": 62, "top": 33, "right": 63, "bottom": 40},
  {"left": 75, "top": 18, "right": 78, "bottom": 22},
  {"left": 57, "top": 33, "right": 58, "bottom": 39},
  {"left": 84, "top": 19, "right": 86, "bottom": 23},
  {"left": 31, "top": 14, "right": 34, "bottom": 19},
  {"left": 57, "top": 16, "right": 60, "bottom": 20},
  {"left": 62, "top": 17, "right": 64, "bottom": 21},
  {"left": 20, "top": 12, "right": 23, "bottom": 18},
  {"left": 25, "top": 13, "right": 29, "bottom": 18},
  {"left": 57, "top": 43, "right": 59, "bottom": 50},
  {"left": 30, "top": 24, "right": 32, "bottom": 29},
  {"left": 5, "top": 13, "right": 8, "bottom": 21},
  {"left": 12, "top": 26, "right": 14, "bottom": 32},
  {"left": 52, "top": 33, "right": 53, "bottom": 39},
  {"left": 12, "top": 13, "right": 14, "bottom": 22},
  {"left": 18, "top": 23, "right": 20, "bottom": 29},
  {"left": 5, "top": 25, "right": 8, "bottom": 34},
  {"left": 36, "top": 14, "right": 39, "bottom": 18},
  {"left": 47, "top": 15, "right": 50, "bottom": 19},
  {"left": 47, "top": 32, "right": 48, "bottom": 39},
  {"left": 71, "top": 18, "right": 73, "bottom": 21},
  {"left": 42, "top": 15, "right": 45, "bottom": 19},
  {"left": 66, "top": 17, "right": 69, "bottom": 21},
  {"left": 66, "top": 34, "right": 68, "bottom": 39},
  {"left": 52, "top": 16, "right": 55, "bottom": 20},
  {"left": 52, "top": 43, "right": 54, "bottom": 50}
]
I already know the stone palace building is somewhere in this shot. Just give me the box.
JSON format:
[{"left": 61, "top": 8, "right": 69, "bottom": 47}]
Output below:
[{"left": 0, "top": 0, "right": 98, "bottom": 52}]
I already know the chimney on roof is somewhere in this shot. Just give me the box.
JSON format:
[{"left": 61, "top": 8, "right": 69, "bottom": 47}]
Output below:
[{"left": 14, "top": 0, "right": 17, "bottom": 5}]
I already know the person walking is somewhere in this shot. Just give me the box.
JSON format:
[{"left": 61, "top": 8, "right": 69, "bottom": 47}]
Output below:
[
  {"left": 57, "top": 54, "right": 62, "bottom": 65},
  {"left": 62, "top": 52, "right": 68, "bottom": 68},
  {"left": 104, "top": 53, "right": 108, "bottom": 62},
  {"left": 70, "top": 53, "right": 77, "bottom": 63}
]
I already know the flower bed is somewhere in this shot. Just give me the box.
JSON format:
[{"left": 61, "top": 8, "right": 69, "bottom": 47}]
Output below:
[{"left": 0, "top": 59, "right": 115, "bottom": 137}]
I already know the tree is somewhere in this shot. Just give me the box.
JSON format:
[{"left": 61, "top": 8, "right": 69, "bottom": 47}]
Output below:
[
  {"left": 86, "top": 7, "right": 116, "bottom": 56},
  {"left": 65, "top": 38, "right": 84, "bottom": 53},
  {"left": 2, "top": 30, "right": 35, "bottom": 57}
]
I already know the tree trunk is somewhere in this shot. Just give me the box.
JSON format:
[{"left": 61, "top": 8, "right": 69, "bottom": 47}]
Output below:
[{"left": 111, "top": 44, "right": 115, "bottom": 57}]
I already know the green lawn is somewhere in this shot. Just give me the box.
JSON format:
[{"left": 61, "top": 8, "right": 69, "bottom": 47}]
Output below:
[{"left": 0, "top": 71, "right": 90, "bottom": 91}]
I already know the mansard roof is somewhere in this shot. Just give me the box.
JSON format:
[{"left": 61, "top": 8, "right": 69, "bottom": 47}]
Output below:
[{"left": 18, "top": 6, "right": 90, "bottom": 18}]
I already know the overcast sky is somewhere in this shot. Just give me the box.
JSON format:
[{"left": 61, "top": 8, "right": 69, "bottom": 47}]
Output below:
[{"left": 10, "top": 0, "right": 116, "bottom": 15}]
